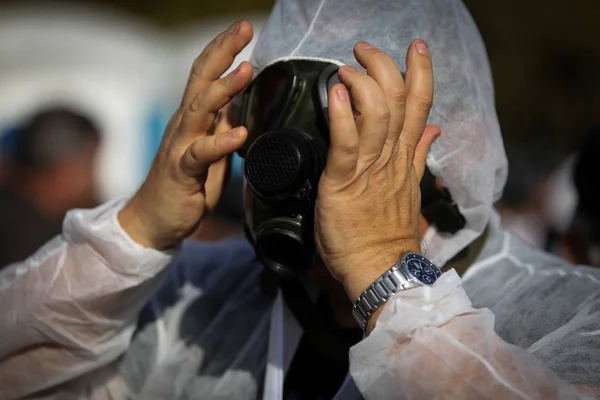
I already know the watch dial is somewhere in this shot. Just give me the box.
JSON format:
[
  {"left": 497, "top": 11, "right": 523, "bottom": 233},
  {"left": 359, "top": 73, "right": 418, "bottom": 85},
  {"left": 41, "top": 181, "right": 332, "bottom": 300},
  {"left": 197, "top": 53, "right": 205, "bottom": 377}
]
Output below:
[{"left": 405, "top": 254, "right": 441, "bottom": 285}]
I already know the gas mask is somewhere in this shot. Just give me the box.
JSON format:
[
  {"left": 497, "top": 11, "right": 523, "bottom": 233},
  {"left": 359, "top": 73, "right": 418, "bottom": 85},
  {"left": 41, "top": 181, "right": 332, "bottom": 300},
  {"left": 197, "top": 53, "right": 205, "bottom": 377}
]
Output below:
[{"left": 237, "top": 59, "right": 466, "bottom": 279}]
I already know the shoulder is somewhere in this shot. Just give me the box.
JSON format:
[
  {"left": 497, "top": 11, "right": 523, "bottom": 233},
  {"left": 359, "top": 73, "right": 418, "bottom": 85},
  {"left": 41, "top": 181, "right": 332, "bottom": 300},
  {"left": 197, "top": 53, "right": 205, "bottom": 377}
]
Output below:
[
  {"left": 463, "top": 228, "right": 600, "bottom": 349},
  {"left": 464, "top": 226, "right": 600, "bottom": 298},
  {"left": 136, "top": 236, "right": 262, "bottom": 329}
]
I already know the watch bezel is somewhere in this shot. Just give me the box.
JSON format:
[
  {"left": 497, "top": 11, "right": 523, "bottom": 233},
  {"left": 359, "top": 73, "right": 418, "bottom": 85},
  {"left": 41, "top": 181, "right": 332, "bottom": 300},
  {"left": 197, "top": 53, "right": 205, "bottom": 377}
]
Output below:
[{"left": 400, "top": 252, "right": 441, "bottom": 286}]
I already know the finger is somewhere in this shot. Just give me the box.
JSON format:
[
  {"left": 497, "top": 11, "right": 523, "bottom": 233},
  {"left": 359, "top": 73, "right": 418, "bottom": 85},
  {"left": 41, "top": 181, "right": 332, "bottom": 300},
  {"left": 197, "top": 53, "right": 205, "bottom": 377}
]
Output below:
[
  {"left": 337, "top": 65, "right": 390, "bottom": 163},
  {"left": 180, "top": 126, "right": 248, "bottom": 178},
  {"left": 213, "top": 94, "right": 244, "bottom": 142},
  {"left": 324, "top": 83, "right": 359, "bottom": 182},
  {"left": 179, "top": 61, "right": 253, "bottom": 137},
  {"left": 181, "top": 20, "right": 253, "bottom": 107},
  {"left": 400, "top": 39, "right": 434, "bottom": 155},
  {"left": 414, "top": 124, "right": 441, "bottom": 181},
  {"left": 353, "top": 41, "right": 406, "bottom": 148},
  {"left": 203, "top": 154, "right": 232, "bottom": 210}
]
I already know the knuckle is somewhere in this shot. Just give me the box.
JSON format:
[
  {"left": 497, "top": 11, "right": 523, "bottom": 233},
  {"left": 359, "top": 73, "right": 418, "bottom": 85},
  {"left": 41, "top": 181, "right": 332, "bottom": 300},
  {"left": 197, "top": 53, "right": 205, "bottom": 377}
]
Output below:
[
  {"left": 372, "top": 157, "right": 389, "bottom": 173},
  {"left": 190, "top": 54, "right": 207, "bottom": 81},
  {"left": 224, "top": 69, "right": 239, "bottom": 85},
  {"left": 216, "top": 76, "right": 235, "bottom": 99},
  {"left": 370, "top": 104, "right": 391, "bottom": 121},
  {"left": 405, "top": 145, "right": 416, "bottom": 160},
  {"left": 210, "top": 135, "right": 221, "bottom": 154},
  {"left": 337, "top": 140, "right": 359, "bottom": 156},
  {"left": 344, "top": 70, "right": 365, "bottom": 87},
  {"left": 411, "top": 94, "right": 433, "bottom": 114},
  {"left": 213, "top": 29, "right": 230, "bottom": 48},
  {"left": 213, "top": 25, "right": 238, "bottom": 50},
  {"left": 191, "top": 56, "right": 203, "bottom": 75},
  {"left": 368, "top": 50, "right": 388, "bottom": 64},
  {"left": 188, "top": 94, "right": 203, "bottom": 113},
  {"left": 399, "top": 136, "right": 418, "bottom": 156},
  {"left": 194, "top": 81, "right": 230, "bottom": 112},
  {"left": 389, "top": 87, "right": 406, "bottom": 106},
  {"left": 190, "top": 143, "right": 204, "bottom": 164}
]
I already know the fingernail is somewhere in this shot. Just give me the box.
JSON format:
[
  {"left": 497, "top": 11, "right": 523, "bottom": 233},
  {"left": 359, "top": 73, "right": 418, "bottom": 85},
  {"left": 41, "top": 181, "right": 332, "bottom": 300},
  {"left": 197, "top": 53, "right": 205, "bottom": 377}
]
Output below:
[
  {"left": 416, "top": 41, "right": 429, "bottom": 57},
  {"left": 358, "top": 41, "right": 373, "bottom": 50},
  {"left": 336, "top": 87, "right": 348, "bottom": 101},
  {"left": 228, "top": 127, "right": 241, "bottom": 137}
]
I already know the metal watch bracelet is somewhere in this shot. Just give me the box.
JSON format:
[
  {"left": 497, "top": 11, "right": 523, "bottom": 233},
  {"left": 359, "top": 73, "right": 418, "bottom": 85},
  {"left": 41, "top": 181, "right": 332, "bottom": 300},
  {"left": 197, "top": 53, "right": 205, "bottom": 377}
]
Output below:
[{"left": 351, "top": 257, "right": 417, "bottom": 330}]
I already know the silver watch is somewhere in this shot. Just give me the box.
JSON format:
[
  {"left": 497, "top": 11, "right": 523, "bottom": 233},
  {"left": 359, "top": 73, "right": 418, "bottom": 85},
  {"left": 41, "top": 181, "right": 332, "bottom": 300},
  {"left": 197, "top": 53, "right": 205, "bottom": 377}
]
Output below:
[{"left": 352, "top": 252, "right": 442, "bottom": 330}]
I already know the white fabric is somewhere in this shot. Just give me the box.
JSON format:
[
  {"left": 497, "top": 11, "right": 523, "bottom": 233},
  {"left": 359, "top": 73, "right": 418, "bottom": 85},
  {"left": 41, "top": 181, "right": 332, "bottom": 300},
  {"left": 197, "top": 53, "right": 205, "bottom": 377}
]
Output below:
[
  {"left": 250, "top": 0, "right": 508, "bottom": 267},
  {"left": 1, "top": 200, "right": 599, "bottom": 399},
  {"left": 344, "top": 211, "right": 600, "bottom": 399},
  {"left": 350, "top": 269, "right": 593, "bottom": 399},
  {"left": 0, "top": 198, "right": 175, "bottom": 399}
]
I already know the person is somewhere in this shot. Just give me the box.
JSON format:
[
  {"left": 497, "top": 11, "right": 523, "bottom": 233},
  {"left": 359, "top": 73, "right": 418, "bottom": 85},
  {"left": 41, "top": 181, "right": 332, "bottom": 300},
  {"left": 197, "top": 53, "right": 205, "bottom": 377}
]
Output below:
[
  {"left": 1, "top": 1, "right": 599, "bottom": 399},
  {"left": 0, "top": 108, "right": 100, "bottom": 268},
  {"left": 496, "top": 139, "right": 562, "bottom": 249},
  {"left": 561, "top": 126, "right": 600, "bottom": 266}
]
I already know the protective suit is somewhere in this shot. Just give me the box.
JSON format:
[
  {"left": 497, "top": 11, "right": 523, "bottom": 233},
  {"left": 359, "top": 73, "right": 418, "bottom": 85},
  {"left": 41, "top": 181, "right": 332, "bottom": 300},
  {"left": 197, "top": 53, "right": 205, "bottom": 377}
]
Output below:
[{"left": 1, "top": 0, "right": 600, "bottom": 399}]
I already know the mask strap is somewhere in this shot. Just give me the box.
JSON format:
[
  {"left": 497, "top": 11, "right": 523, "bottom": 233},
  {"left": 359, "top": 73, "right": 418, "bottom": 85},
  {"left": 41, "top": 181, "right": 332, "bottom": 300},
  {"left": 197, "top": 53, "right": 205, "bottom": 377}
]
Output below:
[{"left": 420, "top": 167, "right": 466, "bottom": 234}]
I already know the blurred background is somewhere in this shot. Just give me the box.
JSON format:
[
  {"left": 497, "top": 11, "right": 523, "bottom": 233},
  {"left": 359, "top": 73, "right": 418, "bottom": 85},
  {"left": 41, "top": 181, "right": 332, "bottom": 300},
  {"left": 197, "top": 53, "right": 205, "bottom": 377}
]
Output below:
[{"left": 0, "top": 0, "right": 599, "bottom": 268}]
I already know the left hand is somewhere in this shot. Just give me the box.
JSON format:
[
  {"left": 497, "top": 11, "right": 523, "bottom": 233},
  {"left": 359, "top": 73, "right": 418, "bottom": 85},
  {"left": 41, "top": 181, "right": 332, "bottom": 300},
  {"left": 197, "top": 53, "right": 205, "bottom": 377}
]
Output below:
[
  {"left": 314, "top": 40, "right": 439, "bottom": 302},
  {"left": 118, "top": 21, "right": 254, "bottom": 250}
]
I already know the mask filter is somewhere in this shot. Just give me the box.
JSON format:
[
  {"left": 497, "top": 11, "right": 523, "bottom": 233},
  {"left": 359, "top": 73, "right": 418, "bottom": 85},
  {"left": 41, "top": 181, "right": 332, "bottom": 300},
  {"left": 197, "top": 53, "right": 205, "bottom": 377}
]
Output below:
[{"left": 244, "top": 129, "right": 325, "bottom": 277}]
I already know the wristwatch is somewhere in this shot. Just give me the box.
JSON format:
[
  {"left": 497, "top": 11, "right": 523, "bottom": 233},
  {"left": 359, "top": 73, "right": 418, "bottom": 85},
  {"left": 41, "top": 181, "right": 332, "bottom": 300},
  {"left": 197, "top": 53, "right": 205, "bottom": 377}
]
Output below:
[{"left": 352, "top": 252, "right": 442, "bottom": 330}]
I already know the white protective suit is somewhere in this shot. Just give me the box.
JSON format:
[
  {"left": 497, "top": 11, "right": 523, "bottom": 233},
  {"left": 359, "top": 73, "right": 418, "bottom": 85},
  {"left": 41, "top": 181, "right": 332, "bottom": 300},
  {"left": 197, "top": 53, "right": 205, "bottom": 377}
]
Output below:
[{"left": 1, "top": 0, "right": 600, "bottom": 399}]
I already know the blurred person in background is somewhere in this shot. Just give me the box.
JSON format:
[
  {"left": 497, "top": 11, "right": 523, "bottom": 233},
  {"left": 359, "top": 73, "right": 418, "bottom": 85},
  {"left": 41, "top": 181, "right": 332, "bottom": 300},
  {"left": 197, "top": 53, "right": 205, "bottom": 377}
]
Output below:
[
  {"left": 562, "top": 126, "right": 600, "bottom": 266},
  {"left": 540, "top": 154, "right": 579, "bottom": 256},
  {"left": 496, "top": 139, "right": 562, "bottom": 249},
  {"left": 0, "top": 108, "right": 100, "bottom": 267}
]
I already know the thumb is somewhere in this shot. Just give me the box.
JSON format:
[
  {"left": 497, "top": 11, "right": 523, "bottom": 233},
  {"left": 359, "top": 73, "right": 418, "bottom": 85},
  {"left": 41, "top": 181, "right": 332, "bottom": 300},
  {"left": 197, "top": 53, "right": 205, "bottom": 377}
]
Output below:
[
  {"left": 414, "top": 124, "right": 441, "bottom": 181},
  {"left": 180, "top": 126, "right": 247, "bottom": 178}
]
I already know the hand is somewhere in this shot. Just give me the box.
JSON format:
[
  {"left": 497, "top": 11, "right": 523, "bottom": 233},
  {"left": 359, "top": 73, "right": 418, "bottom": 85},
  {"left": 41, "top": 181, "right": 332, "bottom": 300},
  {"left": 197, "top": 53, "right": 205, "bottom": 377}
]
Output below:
[
  {"left": 119, "top": 21, "right": 254, "bottom": 250},
  {"left": 314, "top": 40, "right": 439, "bottom": 302}
]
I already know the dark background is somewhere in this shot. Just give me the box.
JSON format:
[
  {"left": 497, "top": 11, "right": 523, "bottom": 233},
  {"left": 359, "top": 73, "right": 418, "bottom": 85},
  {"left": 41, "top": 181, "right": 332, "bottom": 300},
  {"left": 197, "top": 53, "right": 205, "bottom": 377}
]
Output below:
[
  {"left": 5, "top": 0, "right": 599, "bottom": 152},
  {"left": 2, "top": 0, "right": 599, "bottom": 153}
]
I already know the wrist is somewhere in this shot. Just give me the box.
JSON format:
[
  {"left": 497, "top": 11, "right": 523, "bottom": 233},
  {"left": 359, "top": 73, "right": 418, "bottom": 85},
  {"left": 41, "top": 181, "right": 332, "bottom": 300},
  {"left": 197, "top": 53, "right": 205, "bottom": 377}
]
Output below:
[
  {"left": 342, "top": 239, "right": 421, "bottom": 302},
  {"left": 118, "top": 198, "right": 165, "bottom": 250}
]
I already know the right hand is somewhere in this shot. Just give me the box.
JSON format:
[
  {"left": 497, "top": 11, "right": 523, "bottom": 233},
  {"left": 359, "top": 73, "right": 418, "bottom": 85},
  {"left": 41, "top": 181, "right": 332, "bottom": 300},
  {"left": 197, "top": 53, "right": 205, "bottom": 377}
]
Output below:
[{"left": 119, "top": 21, "right": 254, "bottom": 250}]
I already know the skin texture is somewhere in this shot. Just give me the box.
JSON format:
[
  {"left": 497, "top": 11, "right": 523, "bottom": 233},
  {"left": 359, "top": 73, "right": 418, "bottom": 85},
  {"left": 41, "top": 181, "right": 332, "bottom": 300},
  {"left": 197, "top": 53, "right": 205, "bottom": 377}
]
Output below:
[{"left": 118, "top": 21, "right": 437, "bottom": 333}]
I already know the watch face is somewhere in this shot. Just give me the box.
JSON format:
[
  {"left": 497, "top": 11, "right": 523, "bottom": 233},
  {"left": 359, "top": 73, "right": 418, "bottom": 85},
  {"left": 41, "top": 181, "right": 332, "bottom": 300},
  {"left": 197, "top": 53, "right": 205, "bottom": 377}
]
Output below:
[{"left": 404, "top": 253, "right": 441, "bottom": 285}]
